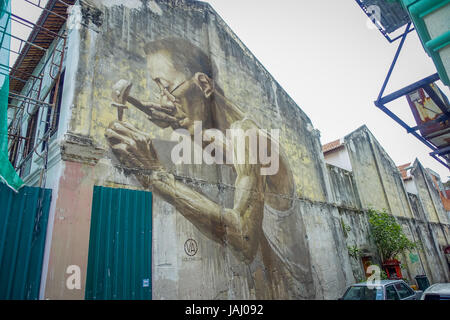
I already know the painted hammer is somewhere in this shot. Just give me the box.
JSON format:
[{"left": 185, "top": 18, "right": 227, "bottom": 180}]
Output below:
[
  {"left": 111, "top": 79, "right": 177, "bottom": 120},
  {"left": 111, "top": 79, "right": 133, "bottom": 121}
]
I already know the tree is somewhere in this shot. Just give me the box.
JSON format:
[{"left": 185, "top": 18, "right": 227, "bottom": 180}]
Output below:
[{"left": 368, "top": 208, "right": 418, "bottom": 262}]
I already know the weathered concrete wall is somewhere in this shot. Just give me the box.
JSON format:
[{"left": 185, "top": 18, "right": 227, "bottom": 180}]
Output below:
[
  {"left": 406, "top": 191, "right": 450, "bottom": 283},
  {"left": 408, "top": 192, "right": 428, "bottom": 221},
  {"left": 338, "top": 209, "right": 380, "bottom": 282},
  {"left": 43, "top": 0, "right": 336, "bottom": 299},
  {"left": 411, "top": 160, "right": 449, "bottom": 224},
  {"left": 327, "top": 164, "right": 361, "bottom": 209},
  {"left": 345, "top": 126, "right": 413, "bottom": 219},
  {"left": 405, "top": 161, "right": 450, "bottom": 282},
  {"left": 300, "top": 203, "right": 356, "bottom": 299},
  {"left": 338, "top": 126, "right": 449, "bottom": 285},
  {"left": 399, "top": 218, "right": 449, "bottom": 283}
]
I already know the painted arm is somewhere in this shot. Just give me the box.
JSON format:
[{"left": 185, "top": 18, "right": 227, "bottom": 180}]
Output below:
[
  {"left": 149, "top": 163, "right": 264, "bottom": 263},
  {"left": 105, "top": 120, "right": 265, "bottom": 263}
]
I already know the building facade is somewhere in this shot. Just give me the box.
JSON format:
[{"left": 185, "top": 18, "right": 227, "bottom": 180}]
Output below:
[
  {"left": 4, "top": 0, "right": 450, "bottom": 300},
  {"left": 324, "top": 126, "right": 450, "bottom": 286}
]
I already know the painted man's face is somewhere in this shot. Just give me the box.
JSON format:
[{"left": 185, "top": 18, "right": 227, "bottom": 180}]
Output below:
[
  {"left": 146, "top": 51, "right": 214, "bottom": 130},
  {"left": 146, "top": 51, "right": 189, "bottom": 105}
]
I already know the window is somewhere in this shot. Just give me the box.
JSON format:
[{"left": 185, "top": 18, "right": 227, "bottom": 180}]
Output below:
[
  {"left": 394, "top": 282, "right": 414, "bottom": 299},
  {"left": 8, "top": 128, "right": 20, "bottom": 167},
  {"left": 23, "top": 111, "right": 38, "bottom": 157},
  {"left": 50, "top": 70, "right": 65, "bottom": 134},
  {"left": 42, "top": 71, "right": 65, "bottom": 151},
  {"left": 424, "top": 294, "right": 450, "bottom": 300},
  {"left": 385, "top": 285, "right": 400, "bottom": 300},
  {"left": 343, "top": 286, "right": 382, "bottom": 300},
  {"left": 343, "top": 286, "right": 363, "bottom": 300}
]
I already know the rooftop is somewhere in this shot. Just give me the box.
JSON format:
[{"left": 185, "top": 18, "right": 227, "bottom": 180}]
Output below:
[
  {"left": 397, "top": 163, "right": 412, "bottom": 180},
  {"left": 322, "top": 139, "right": 344, "bottom": 154}
]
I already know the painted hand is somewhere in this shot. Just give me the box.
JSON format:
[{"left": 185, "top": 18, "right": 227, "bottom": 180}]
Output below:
[
  {"left": 111, "top": 79, "right": 185, "bottom": 129},
  {"left": 105, "top": 121, "right": 163, "bottom": 172}
]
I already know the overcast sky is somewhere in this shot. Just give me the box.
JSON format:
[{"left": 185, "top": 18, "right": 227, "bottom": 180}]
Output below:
[
  {"left": 11, "top": 0, "right": 450, "bottom": 181},
  {"left": 203, "top": 0, "right": 450, "bottom": 181}
]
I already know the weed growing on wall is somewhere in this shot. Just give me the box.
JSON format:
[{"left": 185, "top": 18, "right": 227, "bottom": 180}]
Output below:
[{"left": 347, "top": 245, "right": 362, "bottom": 260}]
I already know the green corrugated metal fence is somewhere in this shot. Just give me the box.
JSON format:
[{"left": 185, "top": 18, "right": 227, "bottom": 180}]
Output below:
[
  {"left": 85, "top": 186, "right": 152, "bottom": 300},
  {"left": 0, "top": 183, "right": 52, "bottom": 299}
]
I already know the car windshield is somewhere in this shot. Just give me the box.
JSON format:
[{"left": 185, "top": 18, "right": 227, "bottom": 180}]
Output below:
[{"left": 343, "top": 286, "right": 383, "bottom": 300}]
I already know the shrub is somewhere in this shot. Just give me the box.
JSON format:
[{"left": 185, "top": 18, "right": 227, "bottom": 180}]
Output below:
[{"left": 368, "top": 208, "right": 418, "bottom": 262}]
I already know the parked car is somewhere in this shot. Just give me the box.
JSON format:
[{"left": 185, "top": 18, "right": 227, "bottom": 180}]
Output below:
[
  {"left": 420, "top": 283, "right": 450, "bottom": 300},
  {"left": 340, "top": 280, "right": 423, "bottom": 300}
]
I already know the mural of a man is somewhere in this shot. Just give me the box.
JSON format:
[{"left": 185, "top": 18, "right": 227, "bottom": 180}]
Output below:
[{"left": 105, "top": 38, "right": 315, "bottom": 299}]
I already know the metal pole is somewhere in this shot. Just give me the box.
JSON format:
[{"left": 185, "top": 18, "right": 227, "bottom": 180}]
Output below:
[
  {"left": 377, "top": 23, "right": 412, "bottom": 102},
  {"left": 378, "top": 73, "right": 440, "bottom": 105},
  {"left": 374, "top": 101, "right": 437, "bottom": 150},
  {"left": 10, "top": 13, "right": 66, "bottom": 40}
]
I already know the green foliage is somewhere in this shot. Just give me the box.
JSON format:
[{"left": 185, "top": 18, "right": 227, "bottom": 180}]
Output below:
[
  {"left": 367, "top": 264, "right": 389, "bottom": 280},
  {"left": 341, "top": 218, "right": 351, "bottom": 238},
  {"left": 347, "top": 245, "right": 361, "bottom": 260},
  {"left": 368, "top": 208, "right": 418, "bottom": 261}
]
